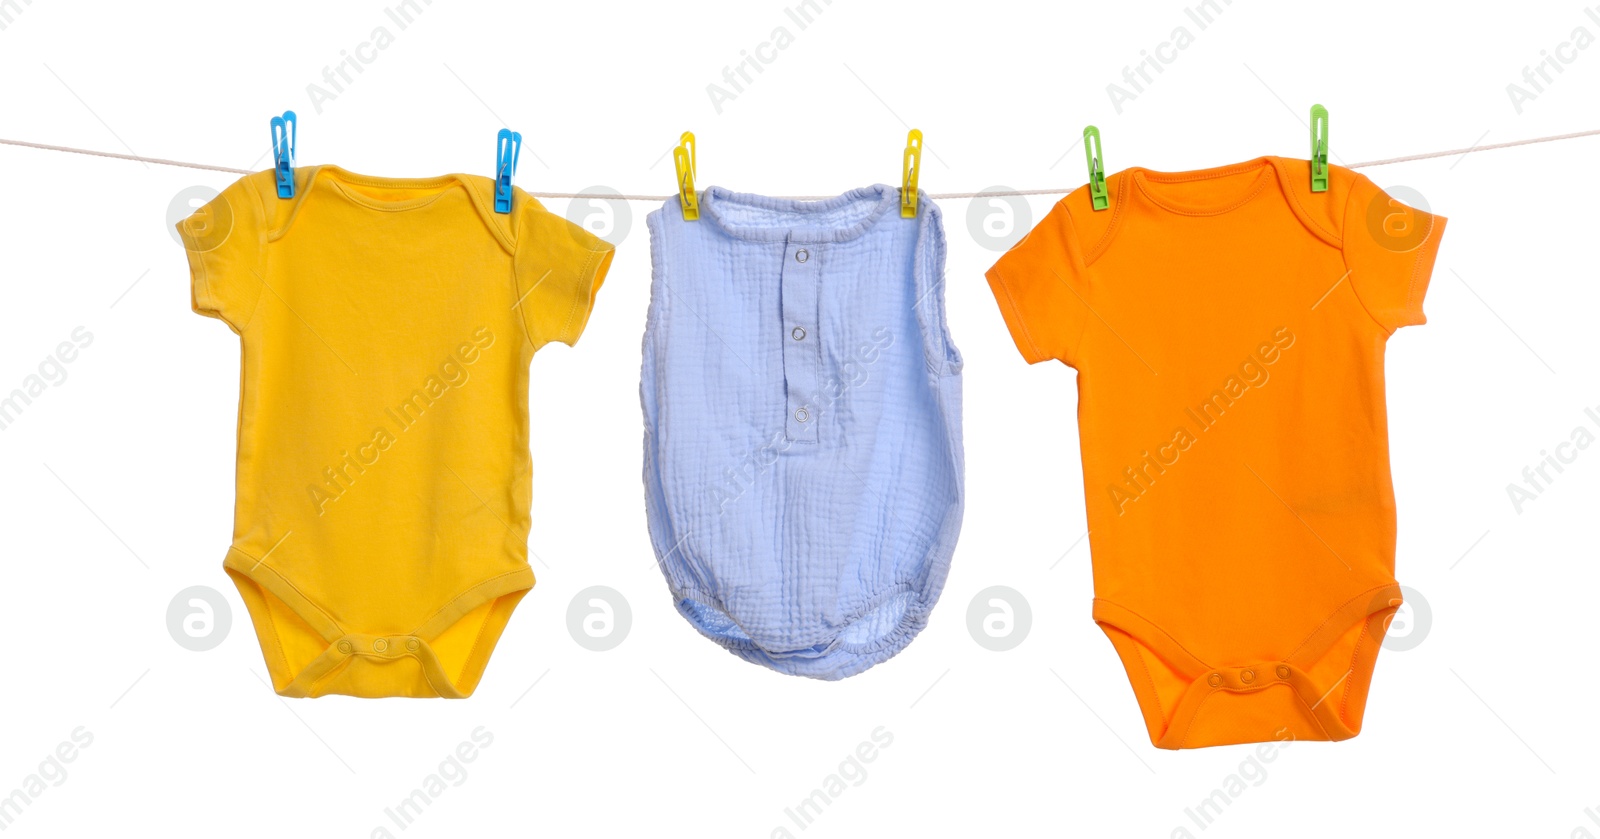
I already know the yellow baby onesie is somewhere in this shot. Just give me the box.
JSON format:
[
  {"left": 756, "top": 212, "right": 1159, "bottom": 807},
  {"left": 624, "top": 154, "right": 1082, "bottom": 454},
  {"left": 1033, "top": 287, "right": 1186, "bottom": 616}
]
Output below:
[{"left": 179, "top": 166, "right": 613, "bottom": 698}]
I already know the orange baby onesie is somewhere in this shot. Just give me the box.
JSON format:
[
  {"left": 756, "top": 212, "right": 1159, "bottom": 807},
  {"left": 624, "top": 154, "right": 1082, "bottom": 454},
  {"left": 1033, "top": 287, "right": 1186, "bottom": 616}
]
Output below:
[{"left": 986, "top": 158, "right": 1444, "bottom": 748}]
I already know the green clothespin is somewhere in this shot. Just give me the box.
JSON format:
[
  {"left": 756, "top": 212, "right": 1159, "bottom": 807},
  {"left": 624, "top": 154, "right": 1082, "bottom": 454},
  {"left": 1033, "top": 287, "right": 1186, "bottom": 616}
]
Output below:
[
  {"left": 1084, "top": 125, "right": 1108, "bottom": 211},
  {"left": 1310, "top": 104, "right": 1329, "bottom": 193}
]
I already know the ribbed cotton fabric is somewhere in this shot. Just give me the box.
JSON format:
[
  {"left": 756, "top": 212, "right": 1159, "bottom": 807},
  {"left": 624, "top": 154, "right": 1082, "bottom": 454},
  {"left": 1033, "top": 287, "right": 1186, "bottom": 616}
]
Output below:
[{"left": 641, "top": 184, "right": 965, "bottom": 679}]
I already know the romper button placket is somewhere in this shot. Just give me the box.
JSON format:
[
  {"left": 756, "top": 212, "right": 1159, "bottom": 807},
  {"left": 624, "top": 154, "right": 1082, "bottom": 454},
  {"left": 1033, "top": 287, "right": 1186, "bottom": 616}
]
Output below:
[{"left": 781, "top": 240, "right": 818, "bottom": 442}]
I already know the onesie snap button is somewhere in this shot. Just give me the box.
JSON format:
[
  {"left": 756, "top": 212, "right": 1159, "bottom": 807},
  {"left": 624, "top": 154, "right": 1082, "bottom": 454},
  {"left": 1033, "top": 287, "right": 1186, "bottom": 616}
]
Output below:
[
  {"left": 792, "top": 326, "right": 806, "bottom": 341},
  {"left": 795, "top": 407, "right": 810, "bottom": 423},
  {"left": 406, "top": 638, "right": 420, "bottom": 651},
  {"left": 795, "top": 248, "right": 809, "bottom": 263},
  {"left": 1207, "top": 673, "right": 1223, "bottom": 687},
  {"left": 336, "top": 640, "right": 353, "bottom": 654},
  {"left": 1276, "top": 664, "right": 1291, "bottom": 680},
  {"left": 373, "top": 638, "right": 389, "bottom": 653},
  {"left": 1240, "top": 669, "right": 1255, "bottom": 684}
]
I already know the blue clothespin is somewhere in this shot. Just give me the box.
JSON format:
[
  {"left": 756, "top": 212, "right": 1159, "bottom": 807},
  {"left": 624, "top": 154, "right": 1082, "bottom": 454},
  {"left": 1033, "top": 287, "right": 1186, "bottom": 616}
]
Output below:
[
  {"left": 494, "top": 128, "right": 521, "bottom": 214},
  {"left": 271, "top": 111, "right": 297, "bottom": 199}
]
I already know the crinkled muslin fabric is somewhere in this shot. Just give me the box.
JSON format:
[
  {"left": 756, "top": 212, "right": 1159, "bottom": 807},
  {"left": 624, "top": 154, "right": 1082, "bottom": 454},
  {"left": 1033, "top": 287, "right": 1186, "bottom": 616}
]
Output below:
[{"left": 640, "top": 184, "right": 965, "bottom": 679}]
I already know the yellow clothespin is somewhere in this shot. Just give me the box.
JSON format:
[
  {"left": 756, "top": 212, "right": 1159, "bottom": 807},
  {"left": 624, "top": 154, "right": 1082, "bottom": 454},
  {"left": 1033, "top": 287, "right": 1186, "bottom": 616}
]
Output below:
[
  {"left": 674, "top": 131, "right": 698, "bottom": 221},
  {"left": 900, "top": 129, "right": 922, "bottom": 218}
]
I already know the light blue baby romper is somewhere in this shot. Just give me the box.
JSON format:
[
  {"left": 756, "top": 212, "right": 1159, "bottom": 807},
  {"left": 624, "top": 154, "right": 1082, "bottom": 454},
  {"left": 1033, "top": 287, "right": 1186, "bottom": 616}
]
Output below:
[{"left": 641, "top": 184, "right": 965, "bottom": 679}]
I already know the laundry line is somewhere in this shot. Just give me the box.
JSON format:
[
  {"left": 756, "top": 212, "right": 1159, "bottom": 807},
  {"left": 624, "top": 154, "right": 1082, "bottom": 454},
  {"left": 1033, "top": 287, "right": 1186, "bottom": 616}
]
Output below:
[{"left": 3, "top": 128, "right": 1598, "bottom": 200}]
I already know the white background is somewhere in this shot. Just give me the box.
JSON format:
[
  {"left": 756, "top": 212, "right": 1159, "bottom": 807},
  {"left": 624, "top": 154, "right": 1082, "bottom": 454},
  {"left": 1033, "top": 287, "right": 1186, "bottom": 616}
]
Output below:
[{"left": 2, "top": 1, "right": 1598, "bottom": 836}]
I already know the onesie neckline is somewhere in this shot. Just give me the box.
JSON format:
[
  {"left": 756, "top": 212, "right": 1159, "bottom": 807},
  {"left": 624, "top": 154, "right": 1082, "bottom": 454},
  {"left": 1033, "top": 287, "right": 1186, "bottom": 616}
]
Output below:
[
  {"left": 315, "top": 165, "right": 468, "bottom": 212},
  {"left": 699, "top": 184, "right": 902, "bottom": 244},
  {"left": 1129, "top": 156, "right": 1281, "bottom": 217}
]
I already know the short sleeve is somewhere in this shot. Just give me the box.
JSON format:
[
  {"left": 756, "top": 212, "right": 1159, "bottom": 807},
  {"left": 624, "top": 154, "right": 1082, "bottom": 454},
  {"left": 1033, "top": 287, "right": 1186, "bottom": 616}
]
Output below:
[
  {"left": 984, "top": 199, "right": 1090, "bottom": 365},
  {"left": 513, "top": 199, "right": 616, "bottom": 351},
  {"left": 1342, "top": 175, "right": 1447, "bottom": 333},
  {"left": 177, "top": 175, "right": 267, "bottom": 331}
]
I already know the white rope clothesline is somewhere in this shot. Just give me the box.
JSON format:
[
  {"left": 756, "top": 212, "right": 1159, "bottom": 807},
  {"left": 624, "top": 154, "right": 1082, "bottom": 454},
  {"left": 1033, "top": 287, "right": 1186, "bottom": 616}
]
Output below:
[{"left": 3, "top": 128, "right": 1597, "bottom": 200}]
